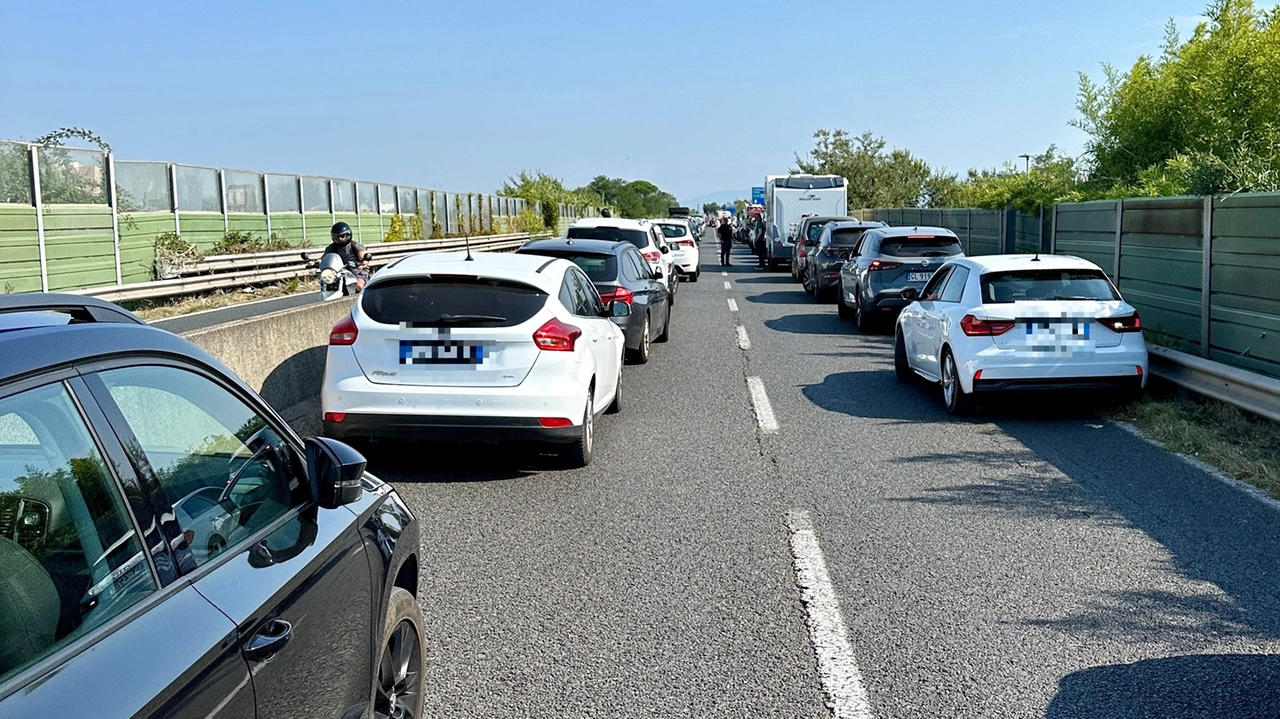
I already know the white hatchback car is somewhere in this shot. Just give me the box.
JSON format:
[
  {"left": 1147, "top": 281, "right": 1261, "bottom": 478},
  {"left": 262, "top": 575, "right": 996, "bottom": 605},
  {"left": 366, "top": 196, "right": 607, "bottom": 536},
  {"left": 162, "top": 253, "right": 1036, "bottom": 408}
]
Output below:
[
  {"left": 567, "top": 218, "right": 679, "bottom": 297},
  {"left": 321, "top": 251, "right": 628, "bottom": 466},
  {"left": 652, "top": 218, "right": 701, "bottom": 282},
  {"left": 894, "top": 254, "right": 1148, "bottom": 414}
]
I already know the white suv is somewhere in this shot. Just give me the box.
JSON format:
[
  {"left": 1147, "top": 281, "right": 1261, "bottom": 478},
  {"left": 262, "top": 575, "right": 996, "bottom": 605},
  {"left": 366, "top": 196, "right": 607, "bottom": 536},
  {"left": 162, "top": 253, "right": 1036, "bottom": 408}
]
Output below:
[
  {"left": 567, "top": 218, "right": 678, "bottom": 296},
  {"left": 652, "top": 218, "right": 700, "bottom": 282},
  {"left": 321, "top": 251, "right": 628, "bottom": 466}
]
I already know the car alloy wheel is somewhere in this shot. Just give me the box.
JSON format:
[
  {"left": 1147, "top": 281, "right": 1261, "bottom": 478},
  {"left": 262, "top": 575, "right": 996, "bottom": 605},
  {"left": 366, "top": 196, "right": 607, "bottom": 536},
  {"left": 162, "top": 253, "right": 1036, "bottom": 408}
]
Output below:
[
  {"left": 374, "top": 588, "right": 425, "bottom": 719},
  {"left": 894, "top": 330, "right": 914, "bottom": 383},
  {"left": 855, "top": 295, "right": 872, "bottom": 333},
  {"left": 941, "top": 350, "right": 974, "bottom": 415},
  {"left": 837, "top": 283, "right": 855, "bottom": 320},
  {"left": 639, "top": 317, "right": 651, "bottom": 362},
  {"left": 562, "top": 390, "right": 594, "bottom": 468}
]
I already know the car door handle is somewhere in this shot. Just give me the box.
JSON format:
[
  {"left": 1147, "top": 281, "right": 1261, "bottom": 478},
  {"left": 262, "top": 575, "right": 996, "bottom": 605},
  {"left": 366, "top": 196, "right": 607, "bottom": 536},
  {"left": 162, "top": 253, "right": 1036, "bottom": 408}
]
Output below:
[{"left": 244, "top": 618, "right": 292, "bottom": 661}]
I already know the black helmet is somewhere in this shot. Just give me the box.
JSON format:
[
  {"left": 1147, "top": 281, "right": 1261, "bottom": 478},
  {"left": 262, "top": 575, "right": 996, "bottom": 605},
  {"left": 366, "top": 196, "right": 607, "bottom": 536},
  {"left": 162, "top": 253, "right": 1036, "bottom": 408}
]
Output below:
[{"left": 331, "top": 221, "right": 353, "bottom": 241}]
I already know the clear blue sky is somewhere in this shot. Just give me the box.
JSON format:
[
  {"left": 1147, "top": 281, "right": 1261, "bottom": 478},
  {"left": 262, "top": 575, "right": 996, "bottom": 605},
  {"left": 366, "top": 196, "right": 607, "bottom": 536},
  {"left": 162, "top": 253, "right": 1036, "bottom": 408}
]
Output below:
[{"left": 1, "top": 0, "right": 1211, "bottom": 206}]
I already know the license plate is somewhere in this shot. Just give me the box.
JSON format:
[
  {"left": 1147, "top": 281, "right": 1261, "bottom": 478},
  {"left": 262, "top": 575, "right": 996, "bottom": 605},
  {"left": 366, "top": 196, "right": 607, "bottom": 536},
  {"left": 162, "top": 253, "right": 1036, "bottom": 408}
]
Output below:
[
  {"left": 907, "top": 272, "right": 932, "bottom": 282},
  {"left": 1023, "top": 321, "right": 1094, "bottom": 354},
  {"left": 399, "top": 340, "right": 486, "bottom": 365}
]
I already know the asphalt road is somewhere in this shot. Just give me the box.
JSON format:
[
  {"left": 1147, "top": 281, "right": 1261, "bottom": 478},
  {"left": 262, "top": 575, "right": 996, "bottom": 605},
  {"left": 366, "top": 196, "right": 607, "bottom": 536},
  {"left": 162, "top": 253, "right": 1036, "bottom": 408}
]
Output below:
[{"left": 367, "top": 238, "right": 1280, "bottom": 718}]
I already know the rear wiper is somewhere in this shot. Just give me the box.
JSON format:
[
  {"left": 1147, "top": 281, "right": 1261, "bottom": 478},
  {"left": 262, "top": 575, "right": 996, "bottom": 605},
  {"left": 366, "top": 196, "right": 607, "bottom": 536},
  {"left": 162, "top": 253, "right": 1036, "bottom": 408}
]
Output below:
[
  {"left": 920, "top": 251, "right": 952, "bottom": 257},
  {"left": 435, "top": 314, "right": 506, "bottom": 324}
]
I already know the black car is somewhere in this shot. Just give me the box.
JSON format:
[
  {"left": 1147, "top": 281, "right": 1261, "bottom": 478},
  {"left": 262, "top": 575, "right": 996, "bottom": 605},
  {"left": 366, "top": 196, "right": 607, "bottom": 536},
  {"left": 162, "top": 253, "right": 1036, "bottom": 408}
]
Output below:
[
  {"left": 517, "top": 237, "right": 672, "bottom": 364},
  {"left": 0, "top": 295, "right": 424, "bottom": 719},
  {"left": 802, "top": 220, "right": 887, "bottom": 302}
]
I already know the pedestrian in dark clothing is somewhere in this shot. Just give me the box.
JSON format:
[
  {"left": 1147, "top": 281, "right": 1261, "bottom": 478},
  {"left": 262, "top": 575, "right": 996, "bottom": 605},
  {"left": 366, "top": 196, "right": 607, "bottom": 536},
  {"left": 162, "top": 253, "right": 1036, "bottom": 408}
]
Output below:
[
  {"left": 754, "top": 226, "right": 768, "bottom": 268},
  {"left": 717, "top": 220, "right": 734, "bottom": 266}
]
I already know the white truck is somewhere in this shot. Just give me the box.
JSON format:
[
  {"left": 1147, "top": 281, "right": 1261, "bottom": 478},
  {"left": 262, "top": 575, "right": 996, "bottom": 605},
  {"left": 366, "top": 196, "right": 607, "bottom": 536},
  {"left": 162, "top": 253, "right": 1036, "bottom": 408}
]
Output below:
[{"left": 763, "top": 174, "right": 848, "bottom": 270}]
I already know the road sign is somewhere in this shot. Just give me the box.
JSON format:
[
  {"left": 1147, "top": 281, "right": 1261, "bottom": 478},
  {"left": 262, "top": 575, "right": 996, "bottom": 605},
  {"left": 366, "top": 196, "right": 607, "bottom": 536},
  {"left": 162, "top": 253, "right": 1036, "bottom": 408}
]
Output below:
[{"left": 752, "top": 187, "right": 765, "bottom": 204}]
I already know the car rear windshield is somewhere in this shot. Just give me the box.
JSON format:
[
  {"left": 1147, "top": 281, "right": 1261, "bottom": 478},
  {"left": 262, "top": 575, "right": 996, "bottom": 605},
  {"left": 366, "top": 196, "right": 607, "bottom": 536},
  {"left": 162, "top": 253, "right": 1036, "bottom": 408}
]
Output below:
[
  {"left": 829, "top": 228, "right": 868, "bottom": 246},
  {"left": 807, "top": 221, "right": 834, "bottom": 242},
  {"left": 658, "top": 224, "right": 688, "bottom": 238},
  {"left": 362, "top": 277, "right": 548, "bottom": 327},
  {"left": 520, "top": 251, "right": 618, "bottom": 282},
  {"left": 980, "top": 269, "right": 1120, "bottom": 304},
  {"left": 568, "top": 226, "right": 650, "bottom": 249},
  {"left": 879, "top": 236, "right": 963, "bottom": 258},
  {"left": 774, "top": 177, "right": 843, "bottom": 190}
]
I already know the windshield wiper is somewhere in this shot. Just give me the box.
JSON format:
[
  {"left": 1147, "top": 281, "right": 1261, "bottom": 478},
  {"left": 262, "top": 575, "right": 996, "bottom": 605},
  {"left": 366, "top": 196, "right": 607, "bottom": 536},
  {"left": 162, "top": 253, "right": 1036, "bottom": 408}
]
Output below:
[
  {"left": 1049, "top": 295, "right": 1096, "bottom": 301},
  {"left": 435, "top": 314, "right": 506, "bottom": 324}
]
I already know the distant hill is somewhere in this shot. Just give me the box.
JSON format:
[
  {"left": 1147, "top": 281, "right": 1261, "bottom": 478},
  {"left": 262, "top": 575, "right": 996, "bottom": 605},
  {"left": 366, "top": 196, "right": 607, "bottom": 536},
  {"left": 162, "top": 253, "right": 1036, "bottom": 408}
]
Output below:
[{"left": 684, "top": 190, "right": 751, "bottom": 210}]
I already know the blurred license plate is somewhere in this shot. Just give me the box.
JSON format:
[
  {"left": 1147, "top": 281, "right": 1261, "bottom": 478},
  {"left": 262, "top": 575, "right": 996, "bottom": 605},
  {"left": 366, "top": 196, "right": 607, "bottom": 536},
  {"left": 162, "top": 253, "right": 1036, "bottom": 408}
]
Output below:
[
  {"left": 1024, "top": 321, "right": 1093, "bottom": 352},
  {"left": 907, "top": 272, "right": 932, "bottom": 282},
  {"left": 399, "top": 340, "right": 485, "bottom": 366}
]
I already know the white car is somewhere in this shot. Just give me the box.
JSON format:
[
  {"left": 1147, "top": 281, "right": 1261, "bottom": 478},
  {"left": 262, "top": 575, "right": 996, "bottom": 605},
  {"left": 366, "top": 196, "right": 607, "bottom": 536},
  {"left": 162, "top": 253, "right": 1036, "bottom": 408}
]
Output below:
[
  {"left": 894, "top": 255, "right": 1148, "bottom": 414},
  {"left": 321, "top": 251, "right": 629, "bottom": 466},
  {"left": 567, "top": 217, "right": 679, "bottom": 298},
  {"left": 652, "top": 219, "right": 700, "bottom": 281}
]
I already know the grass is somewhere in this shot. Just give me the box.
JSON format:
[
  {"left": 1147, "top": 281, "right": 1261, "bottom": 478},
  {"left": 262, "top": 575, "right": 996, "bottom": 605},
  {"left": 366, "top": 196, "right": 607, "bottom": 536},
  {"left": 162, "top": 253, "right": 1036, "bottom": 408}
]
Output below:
[
  {"left": 1106, "top": 381, "right": 1280, "bottom": 499},
  {"left": 127, "top": 277, "right": 305, "bottom": 321}
]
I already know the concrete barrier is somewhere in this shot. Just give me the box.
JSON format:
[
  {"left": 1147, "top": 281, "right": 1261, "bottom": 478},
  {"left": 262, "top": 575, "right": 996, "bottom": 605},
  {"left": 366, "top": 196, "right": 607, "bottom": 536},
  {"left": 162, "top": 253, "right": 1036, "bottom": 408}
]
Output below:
[{"left": 180, "top": 297, "right": 354, "bottom": 436}]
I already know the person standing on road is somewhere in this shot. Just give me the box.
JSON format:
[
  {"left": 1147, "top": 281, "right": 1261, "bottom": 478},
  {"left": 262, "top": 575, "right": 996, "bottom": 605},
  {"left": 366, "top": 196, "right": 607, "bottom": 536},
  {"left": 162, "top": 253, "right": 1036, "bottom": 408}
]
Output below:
[
  {"left": 324, "top": 221, "right": 370, "bottom": 291},
  {"left": 754, "top": 222, "right": 768, "bottom": 268},
  {"left": 717, "top": 219, "right": 734, "bottom": 266}
]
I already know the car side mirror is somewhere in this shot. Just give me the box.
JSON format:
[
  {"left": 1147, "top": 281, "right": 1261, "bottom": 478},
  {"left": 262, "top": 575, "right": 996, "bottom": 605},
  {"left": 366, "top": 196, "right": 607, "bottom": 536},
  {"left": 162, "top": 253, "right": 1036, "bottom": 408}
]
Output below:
[
  {"left": 660, "top": 245, "right": 670, "bottom": 254},
  {"left": 608, "top": 300, "right": 632, "bottom": 318},
  {"left": 304, "top": 437, "right": 365, "bottom": 509},
  {"left": 652, "top": 269, "right": 664, "bottom": 280},
  {"left": 900, "top": 287, "right": 919, "bottom": 302}
]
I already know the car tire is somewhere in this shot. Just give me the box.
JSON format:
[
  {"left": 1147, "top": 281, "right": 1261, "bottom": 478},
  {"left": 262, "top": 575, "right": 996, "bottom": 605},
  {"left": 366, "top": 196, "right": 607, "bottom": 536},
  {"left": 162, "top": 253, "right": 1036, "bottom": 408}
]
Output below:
[
  {"left": 894, "top": 330, "right": 914, "bottom": 383},
  {"left": 690, "top": 270, "right": 700, "bottom": 283},
  {"left": 941, "top": 349, "right": 976, "bottom": 415},
  {"left": 628, "top": 316, "right": 651, "bottom": 365},
  {"left": 802, "top": 271, "right": 815, "bottom": 296},
  {"left": 837, "top": 285, "right": 855, "bottom": 320},
  {"left": 561, "top": 390, "right": 594, "bottom": 468},
  {"left": 769, "top": 258, "right": 780, "bottom": 271},
  {"left": 374, "top": 587, "right": 426, "bottom": 719},
  {"left": 655, "top": 307, "right": 671, "bottom": 343},
  {"left": 855, "top": 296, "right": 873, "bottom": 333},
  {"left": 606, "top": 365, "right": 623, "bottom": 414}
]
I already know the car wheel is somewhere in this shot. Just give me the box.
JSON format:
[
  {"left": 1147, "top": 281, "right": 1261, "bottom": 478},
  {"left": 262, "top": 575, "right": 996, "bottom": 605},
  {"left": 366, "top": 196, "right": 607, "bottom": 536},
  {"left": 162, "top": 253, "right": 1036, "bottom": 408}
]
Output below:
[
  {"left": 691, "top": 270, "right": 700, "bottom": 283},
  {"left": 655, "top": 306, "right": 671, "bottom": 343},
  {"left": 606, "top": 365, "right": 623, "bottom": 414},
  {"left": 837, "top": 284, "right": 854, "bottom": 320},
  {"left": 803, "top": 271, "right": 815, "bottom": 296},
  {"left": 374, "top": 587, "right": 426, "bottom": 719},
  {"left": 941, "top": 349, "right": 976, "bottom": 415},
  {"left": 855, "top": 295, "right": 872, "bottom": 333},
  {"left": 628, "top": 316, "right": 651, "bottom": 365},
  {"left": 561, "top": 390, "right": 594, "bottom": 468},
  {"left": 894, "top": 330, "right": 914, "bottom": 383},
  {"left": 769, "top": 258, "right": 780, "bottom": 271}
]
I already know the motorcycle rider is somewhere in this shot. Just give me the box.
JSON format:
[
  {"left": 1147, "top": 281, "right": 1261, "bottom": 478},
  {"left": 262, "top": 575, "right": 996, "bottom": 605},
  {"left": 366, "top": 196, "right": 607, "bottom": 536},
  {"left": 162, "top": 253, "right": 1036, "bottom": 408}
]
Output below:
[{"left": 324, "top": 221, "right": 370, "bottom": 291}]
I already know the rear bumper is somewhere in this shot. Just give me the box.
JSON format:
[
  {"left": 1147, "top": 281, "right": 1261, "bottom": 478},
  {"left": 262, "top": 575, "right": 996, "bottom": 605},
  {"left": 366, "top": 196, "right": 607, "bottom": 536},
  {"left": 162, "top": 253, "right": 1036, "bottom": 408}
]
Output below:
[
  {"left": 870, "top": 287, "right": 916, "bottom": 311},
  {"left": 972, "top": 376, "right": 1144, "bottom": 392},
  {"left": 324, "top": 414, "right": 580, "bottom": 443},
  {"left": 769, "top": 243, "right": 793, "bottom": 261},
  {"left": 958, "top": 340, "right": 1149, "bottom": 394}
]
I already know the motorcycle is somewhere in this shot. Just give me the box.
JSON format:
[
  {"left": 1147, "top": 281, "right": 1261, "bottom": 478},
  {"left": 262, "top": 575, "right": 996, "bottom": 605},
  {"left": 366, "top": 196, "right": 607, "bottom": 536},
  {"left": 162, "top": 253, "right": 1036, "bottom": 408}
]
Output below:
[{"left": 301, "top": 251, "right": 371, "bottom": 301}]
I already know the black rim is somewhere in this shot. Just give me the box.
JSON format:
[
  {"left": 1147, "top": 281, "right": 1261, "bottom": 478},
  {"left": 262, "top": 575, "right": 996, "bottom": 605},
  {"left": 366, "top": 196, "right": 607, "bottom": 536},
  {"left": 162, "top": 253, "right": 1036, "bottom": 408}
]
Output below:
[{"left": 375, "top": 620, "right": 422, "bottom": 719}]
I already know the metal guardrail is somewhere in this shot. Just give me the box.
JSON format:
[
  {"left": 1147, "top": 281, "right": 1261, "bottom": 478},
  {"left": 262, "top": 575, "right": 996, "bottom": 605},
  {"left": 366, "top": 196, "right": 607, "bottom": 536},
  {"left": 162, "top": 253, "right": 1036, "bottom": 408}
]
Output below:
[
  {"left": 70, "top": 233, "right": 542, "bottom": 303},
  {"left": 1149, "top": 346, "right": 1280, "bottom": 423}
]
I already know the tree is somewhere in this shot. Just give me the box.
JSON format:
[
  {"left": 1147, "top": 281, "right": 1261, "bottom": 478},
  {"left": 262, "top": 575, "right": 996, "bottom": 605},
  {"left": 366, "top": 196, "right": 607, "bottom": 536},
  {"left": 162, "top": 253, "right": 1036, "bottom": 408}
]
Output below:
[
  {"left": 949, "top": 147, "right": 1087, "bottom": 212},
  {"left": 576, "top": 176, "right": 677, "bottom": 218},
  {"left": 793, "top": 129, "right": 936, "bottom": 208}
]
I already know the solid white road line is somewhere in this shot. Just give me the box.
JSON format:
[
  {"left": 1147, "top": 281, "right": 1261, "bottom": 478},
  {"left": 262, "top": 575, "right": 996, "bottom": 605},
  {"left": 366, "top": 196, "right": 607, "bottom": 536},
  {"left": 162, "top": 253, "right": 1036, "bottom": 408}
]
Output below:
[
  {"left": 787, "top": 510, "right": 876, "bottom": 719},
  {"left": 723, "top": 281, "right": 732, "bottom": 290},
  {"left": 746, "top": 376, "right": 778, "bottom": 433},
  {"left": 727, "top": 298, "right": 739, "bottom": 312},
  {"left": 737, "top": 325, "right": 751, "bottom": 350}
]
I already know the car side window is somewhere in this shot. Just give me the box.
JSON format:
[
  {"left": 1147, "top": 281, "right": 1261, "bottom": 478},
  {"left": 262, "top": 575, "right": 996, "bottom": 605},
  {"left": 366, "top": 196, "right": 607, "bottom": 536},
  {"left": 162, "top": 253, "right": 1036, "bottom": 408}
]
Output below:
[
  {"left": 95, "top": 366, "right": 302, "bottom": 568},
  {"left": 0, "top": 382, "right": 158, "bottom": 682},
  {"left": 628, "top": 251, "right": 652, "bottom": 281},
  {"left": 622, "top": 251, "right": 644, "bottom": 282},
  {"left": 939, "top": 266, "right": 971, "bottom": 303},
  {"left": 558, "top": 278, "right": 576, "bottom": 311},
  {"left": 921, "top": 267, "right": 953, "bottom": 302},
  {"left": 576, "top": 269, "right": 606, "bottom": 316}
]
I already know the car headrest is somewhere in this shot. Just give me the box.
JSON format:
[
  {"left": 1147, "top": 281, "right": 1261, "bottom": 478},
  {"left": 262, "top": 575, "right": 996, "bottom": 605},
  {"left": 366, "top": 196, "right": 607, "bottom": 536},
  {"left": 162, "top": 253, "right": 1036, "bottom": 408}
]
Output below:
[{"left": 0, "top": 536, "right": 60, "bottom": 676}]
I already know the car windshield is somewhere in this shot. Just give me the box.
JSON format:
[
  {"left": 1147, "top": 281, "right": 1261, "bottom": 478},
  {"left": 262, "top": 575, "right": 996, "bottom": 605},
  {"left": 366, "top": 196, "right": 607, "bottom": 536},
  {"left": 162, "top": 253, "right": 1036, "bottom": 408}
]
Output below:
[
  {"left": 520, "top": 251, "right": 618, "bottom": 282},
  {"left": 362, "top": 277, "right": 548, "bottom": 327},
  {"left": 980, "top": 269, "right": 1120, "bottom": 304},
  {"left": 829, "top": 228, "right": 868, "bottom": 247},
  {"left": 879, "top": 236, "right": 963, "bottom": 258},
  {"left": 658, "top": 225, "right": 687, "bottom": 238},
  {"left": 568, "top": 226, "right": 650, "bottom": 249}
]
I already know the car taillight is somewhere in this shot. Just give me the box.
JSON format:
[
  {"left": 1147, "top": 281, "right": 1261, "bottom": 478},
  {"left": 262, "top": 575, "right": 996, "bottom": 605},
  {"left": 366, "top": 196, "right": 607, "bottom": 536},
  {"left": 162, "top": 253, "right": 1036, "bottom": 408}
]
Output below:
[
  {"left": 323, "top": 412, "right": 346, "bottom": 423},
  {"left": 869, "top": 260, "right": 902, "bottom": 271},
  {"left": 961, "top": 314, "right": 1015, "bottom": 336},
  {"left": 329, "top": 315, "right": 358, "bottom": 345},
  {"left": 598, "top": 286, "right": 634, "bottom": 305},
  {"left": 642, "top": 251, "right": 660, "bottom": 262},
  {"left": 1098, "top": 312, "right": 1142, "bottom": 332},
  {"left": 538, "top": 417, "right": 573, "bottom": 428},
  {"left": 534, "top": 318, "right": 582, "bottom": 351}
]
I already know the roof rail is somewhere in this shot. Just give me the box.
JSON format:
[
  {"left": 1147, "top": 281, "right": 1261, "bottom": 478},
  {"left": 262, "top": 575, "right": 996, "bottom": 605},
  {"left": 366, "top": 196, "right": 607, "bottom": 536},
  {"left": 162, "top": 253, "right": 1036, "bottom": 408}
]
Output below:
[{"left": 0, "top": 294, "right": 144, "bottom": 325}]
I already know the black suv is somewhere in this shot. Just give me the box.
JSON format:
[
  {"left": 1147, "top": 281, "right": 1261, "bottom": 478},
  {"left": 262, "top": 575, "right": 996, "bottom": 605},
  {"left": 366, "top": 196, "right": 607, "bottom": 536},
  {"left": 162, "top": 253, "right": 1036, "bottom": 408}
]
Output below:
[{"left": 0, "top": 295, "right": 424, "bottom": 719}]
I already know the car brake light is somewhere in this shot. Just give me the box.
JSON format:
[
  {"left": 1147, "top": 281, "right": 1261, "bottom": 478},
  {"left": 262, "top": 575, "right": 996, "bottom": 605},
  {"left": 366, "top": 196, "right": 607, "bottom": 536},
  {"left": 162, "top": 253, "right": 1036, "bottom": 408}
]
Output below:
[
  {"left": 329, "top": 315, "right": 358, "bottom": 345},
  {"left": 1098, "top": 312, "right": 1142, "bottom": 332},
  {"left": 598, "top": 286, "right": 634, "bottom": 305},
  {"left": 534, "top": 318, "right": 582, "bottom": 351},
  {"left": 1136, "top": 365, "right": 1144, "bottom": 376},
  {"left": 973, "top": 370, "right": 983, "bottom": 381},
  {"left": 961, "top": 314, "right": 1015, "bottom": 336},
  {"left": 869, "top": 260, "right": 902, "bottom": 271},
  {"left": 538, "top": 417, "right": 573, "bottom": 428},
  {"left": 323, "top": 412, "right": 346, "bottom": 423}
]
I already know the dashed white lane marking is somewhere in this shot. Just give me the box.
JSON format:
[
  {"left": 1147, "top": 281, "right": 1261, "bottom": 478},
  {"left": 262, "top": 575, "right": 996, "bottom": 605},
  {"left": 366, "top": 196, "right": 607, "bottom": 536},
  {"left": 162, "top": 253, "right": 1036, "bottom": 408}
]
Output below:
[
  {"left": 723, "top": 281, "right": 732, "bottom": 290},
  {"left": 727, "top": 298, "right": 739, "bottom": 312},
  {"left": 721, "top": 271, "right": 728, "bottom": 277},
  {"left": 787, "top": 510, "right": 876, "bottom": 719},
  {"left": 736, "top": 325, "right": 751, "bottom": 350},
  {"left": 745, "top": 376, "right": 778, "bottom": 433}
]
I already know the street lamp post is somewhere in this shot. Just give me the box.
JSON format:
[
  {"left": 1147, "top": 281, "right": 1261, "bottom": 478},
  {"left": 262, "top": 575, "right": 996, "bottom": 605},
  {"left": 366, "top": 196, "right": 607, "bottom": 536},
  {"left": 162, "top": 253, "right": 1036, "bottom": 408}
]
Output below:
[{"left": 1019, "top": 154, "right": 1032, "bottom": 173}]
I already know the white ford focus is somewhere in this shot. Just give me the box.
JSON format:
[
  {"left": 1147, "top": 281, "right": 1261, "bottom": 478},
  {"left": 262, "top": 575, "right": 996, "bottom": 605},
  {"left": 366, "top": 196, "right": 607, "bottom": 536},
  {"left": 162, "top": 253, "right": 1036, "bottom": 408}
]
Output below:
[
  {"left": 321, "top": 251, "right": 629, "bottom": 466},
  {"left": 894, "top": 254, "right": 1148, "bottom": 414}
]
